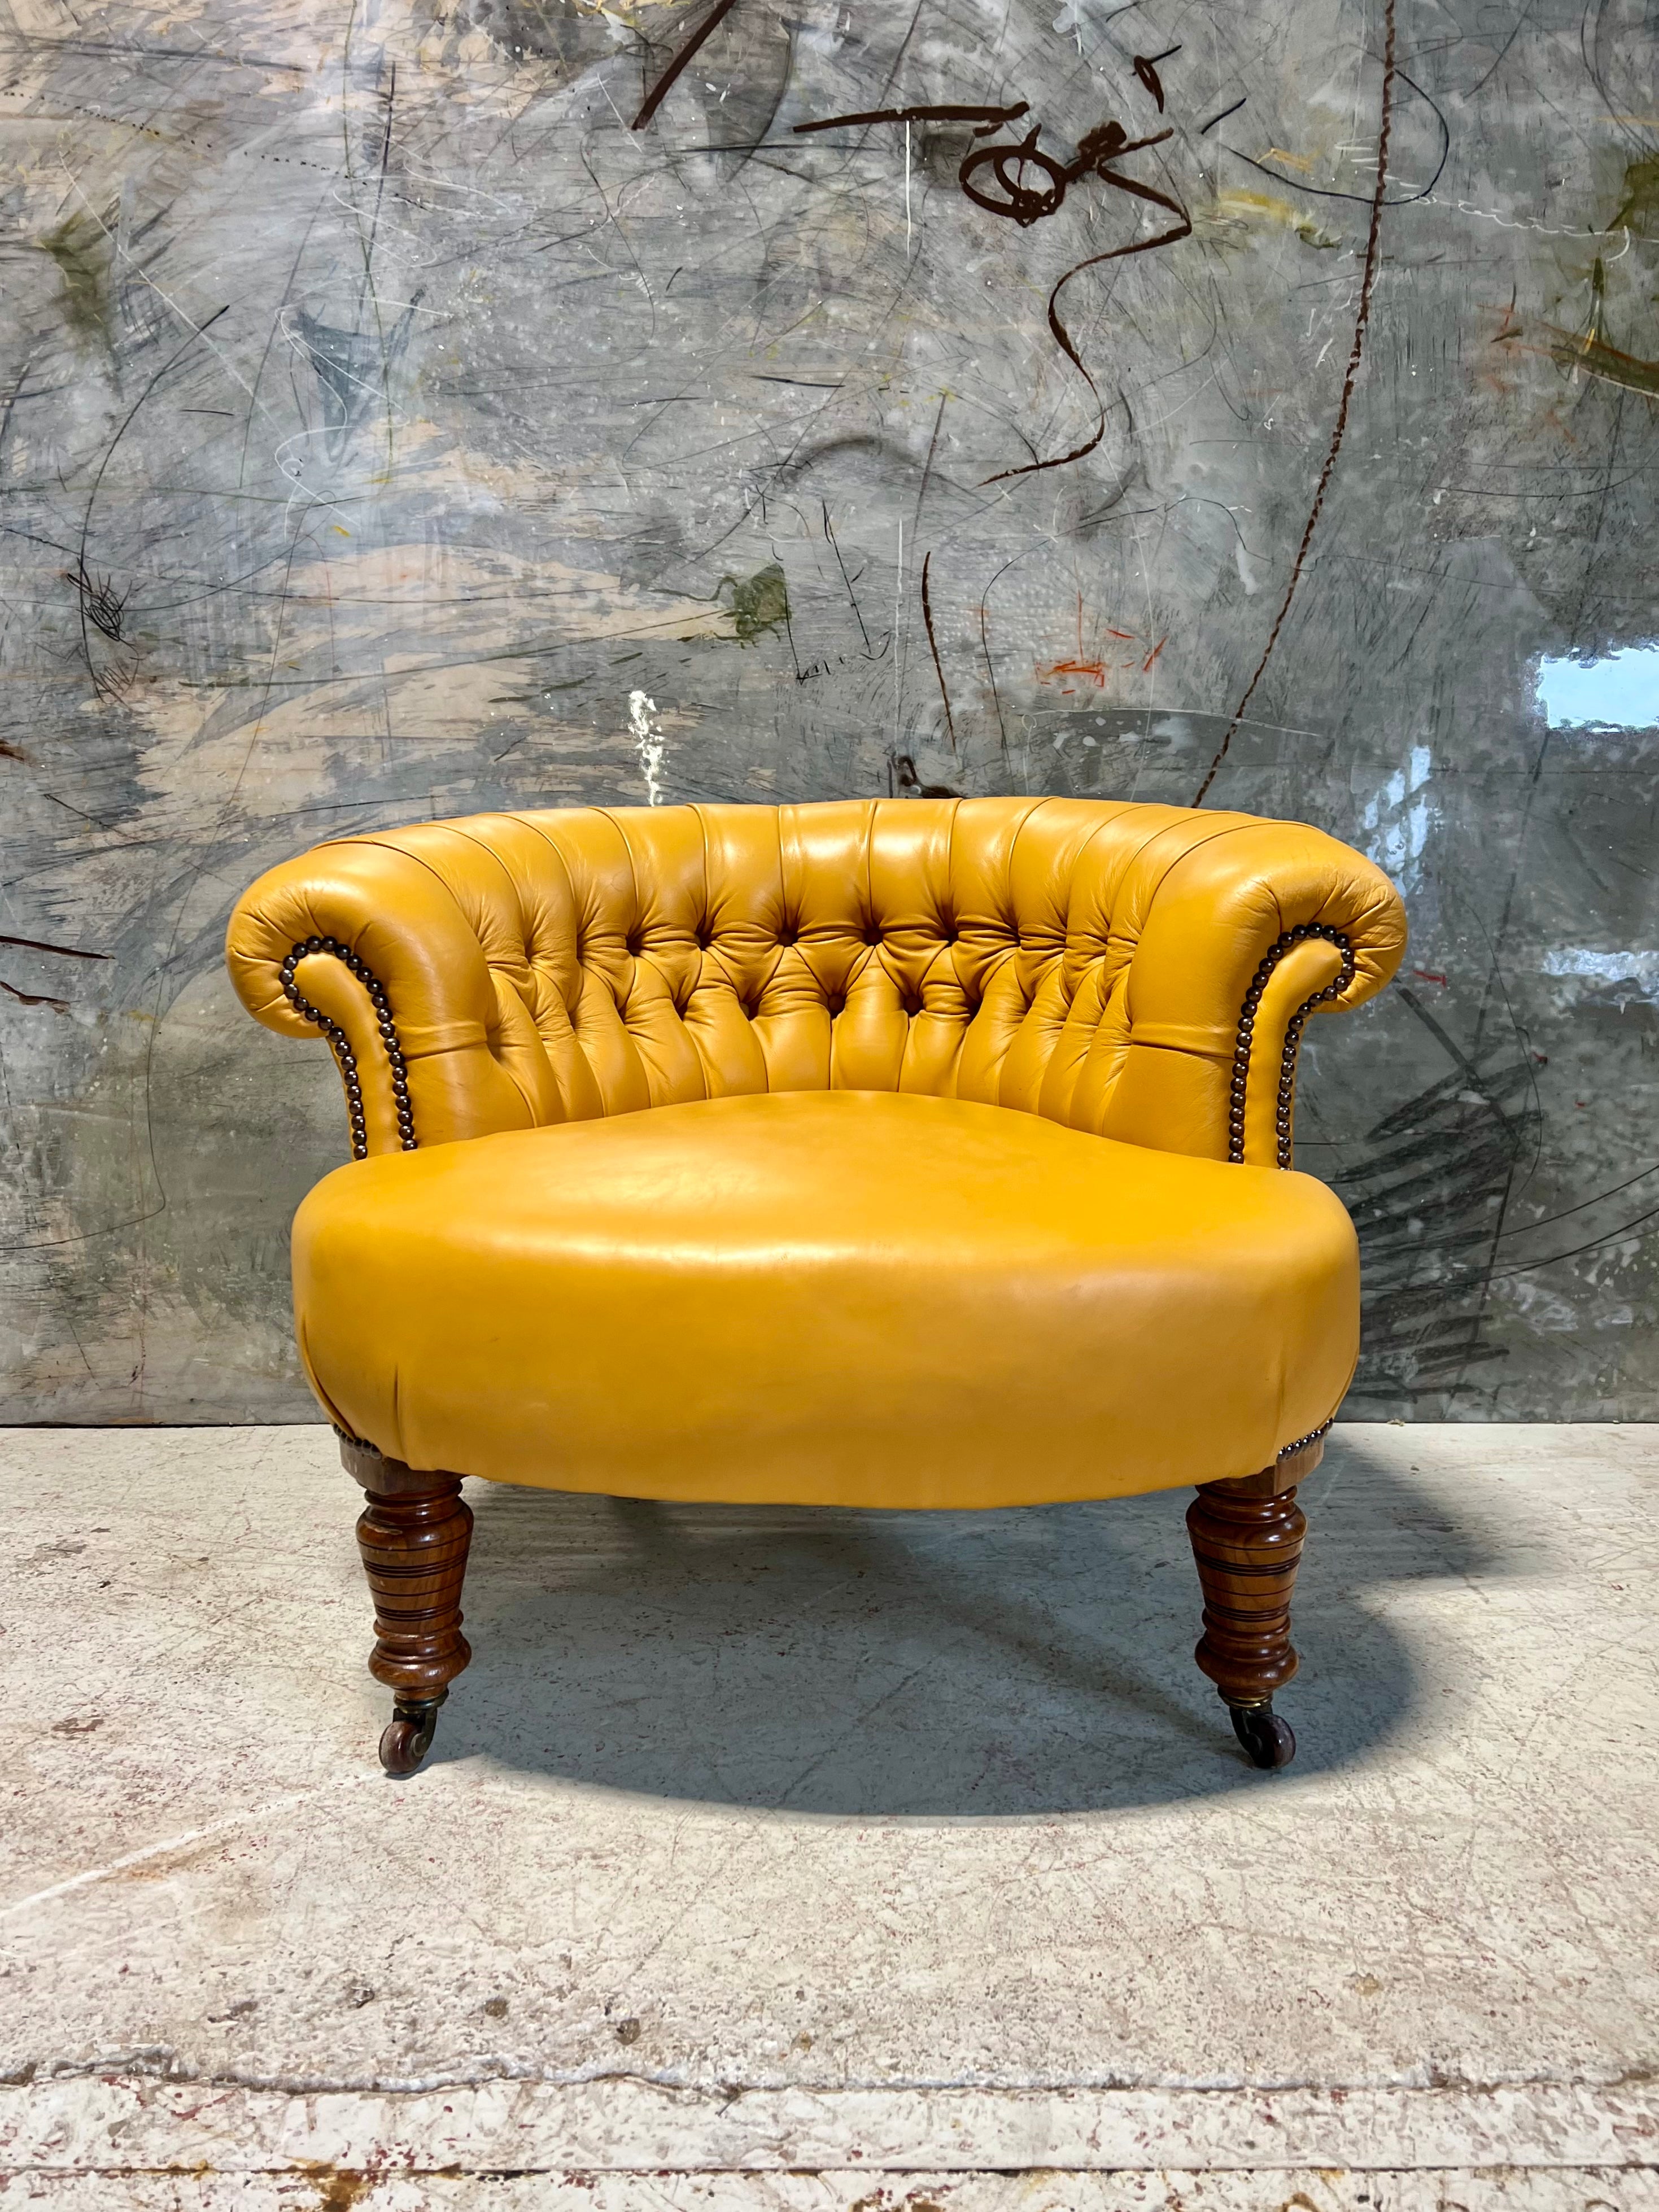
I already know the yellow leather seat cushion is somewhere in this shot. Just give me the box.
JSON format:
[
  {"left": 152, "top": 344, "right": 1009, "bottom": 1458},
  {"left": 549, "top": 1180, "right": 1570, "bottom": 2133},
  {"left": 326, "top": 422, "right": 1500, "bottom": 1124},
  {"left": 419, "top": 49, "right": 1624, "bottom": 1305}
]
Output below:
[{"left": 294, "top": 1091, "right": 1359, "bottom": 1509}]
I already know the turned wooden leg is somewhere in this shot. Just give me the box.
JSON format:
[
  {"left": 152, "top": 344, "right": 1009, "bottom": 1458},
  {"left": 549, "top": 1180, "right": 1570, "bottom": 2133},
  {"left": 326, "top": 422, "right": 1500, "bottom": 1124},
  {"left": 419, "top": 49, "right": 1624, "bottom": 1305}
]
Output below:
[
  {"left": 341, "top": 1437, "right": 473, "bottom": 1777},
  {"left": 1186, "top": 1441, "right": 1319, "bottom": 1771}
]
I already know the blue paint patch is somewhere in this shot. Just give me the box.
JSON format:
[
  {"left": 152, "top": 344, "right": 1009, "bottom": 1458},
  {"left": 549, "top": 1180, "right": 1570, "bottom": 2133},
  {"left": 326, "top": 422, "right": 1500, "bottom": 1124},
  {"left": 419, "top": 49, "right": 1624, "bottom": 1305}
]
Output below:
[{"left": 1534, "top": 644, "right": 1659, "bottom": 730}]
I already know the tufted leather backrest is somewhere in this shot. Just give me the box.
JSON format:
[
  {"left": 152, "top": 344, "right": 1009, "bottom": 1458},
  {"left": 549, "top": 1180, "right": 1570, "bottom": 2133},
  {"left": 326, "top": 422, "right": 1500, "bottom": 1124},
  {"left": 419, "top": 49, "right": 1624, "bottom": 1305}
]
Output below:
[
  {"left": 228, "top": 796, "right": 1407, "bottom": 1162},
  {"left": 346, "top": 797, "right": 1228, "bottom": 1127}
]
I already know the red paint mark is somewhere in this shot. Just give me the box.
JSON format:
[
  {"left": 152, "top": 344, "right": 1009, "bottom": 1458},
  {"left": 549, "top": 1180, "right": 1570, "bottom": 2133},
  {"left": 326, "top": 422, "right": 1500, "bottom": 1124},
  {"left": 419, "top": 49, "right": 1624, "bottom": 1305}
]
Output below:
[
  {"left": 1412, "top": 968, "right": 1448, "bottom": 985},
  {"left": 1039, "top": 612, "right": 1163, "bottom": 690},
  {"left": 1038, "top": 657, "right": 1108, "bottom": 689}
]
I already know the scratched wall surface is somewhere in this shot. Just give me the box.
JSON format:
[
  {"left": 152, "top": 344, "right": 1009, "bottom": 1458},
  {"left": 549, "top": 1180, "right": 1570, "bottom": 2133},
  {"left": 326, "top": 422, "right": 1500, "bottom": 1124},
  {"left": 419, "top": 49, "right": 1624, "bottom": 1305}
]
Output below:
[{"left": 2, "top": 0, "right": 1656, "bottom": 1422}]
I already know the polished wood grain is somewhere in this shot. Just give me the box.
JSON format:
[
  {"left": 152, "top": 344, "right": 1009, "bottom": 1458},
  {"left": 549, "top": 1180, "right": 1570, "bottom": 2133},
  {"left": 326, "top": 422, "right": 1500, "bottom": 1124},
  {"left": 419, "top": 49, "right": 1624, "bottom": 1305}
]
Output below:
[
  {"left": 342, "top": 1439, "right": 472, "bottom": 1774},
  {"left": 1186, "top": 1457, "right": 1311, "bottom": 1768}
]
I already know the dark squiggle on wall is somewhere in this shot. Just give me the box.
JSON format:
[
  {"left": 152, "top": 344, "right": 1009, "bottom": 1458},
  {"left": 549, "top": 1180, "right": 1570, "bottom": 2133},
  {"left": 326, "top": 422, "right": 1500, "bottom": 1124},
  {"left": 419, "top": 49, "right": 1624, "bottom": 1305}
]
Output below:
[
  {"left": 792, "top": 100, "right": 1192, "bottom": 482},
  {"left": 1338, "top": 987, "right": 1540, "bottom": 1406},
  {"left": 1192, "top": 0, "right": 1398, "bottom": 805},
  {"left": 794, "top": 101, "right": 1030, "bottom": 136},
  {"left": 631, "top": 0, "right": 743, "bottom": 131},
  {"left": 920, "top": 550, "right": 957, "bottom": 750},
  {"left": 981, "top": 154, "right": 1190, "bottom": 484}
]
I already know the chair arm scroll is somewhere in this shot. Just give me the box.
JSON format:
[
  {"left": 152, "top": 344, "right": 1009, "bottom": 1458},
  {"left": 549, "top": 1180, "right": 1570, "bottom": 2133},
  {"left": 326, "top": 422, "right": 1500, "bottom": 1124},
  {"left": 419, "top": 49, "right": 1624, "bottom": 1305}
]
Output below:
[
  {"left": 225, "top": 837, "right": 550, "bottom": 1157},
  {"left": 1100, "top": 818, "right": 1407, "bottom": 1168}
]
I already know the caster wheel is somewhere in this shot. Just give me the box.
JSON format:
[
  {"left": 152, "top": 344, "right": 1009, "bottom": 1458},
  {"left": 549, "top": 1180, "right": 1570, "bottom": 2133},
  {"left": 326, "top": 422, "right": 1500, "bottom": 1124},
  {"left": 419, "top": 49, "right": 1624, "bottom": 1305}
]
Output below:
[
  {"left": 378, "top": 1695, "right": 443, "bottom": 1777},
  {"left": 1230, "top": 1701, "right": 1296, "bottom": 1770}
]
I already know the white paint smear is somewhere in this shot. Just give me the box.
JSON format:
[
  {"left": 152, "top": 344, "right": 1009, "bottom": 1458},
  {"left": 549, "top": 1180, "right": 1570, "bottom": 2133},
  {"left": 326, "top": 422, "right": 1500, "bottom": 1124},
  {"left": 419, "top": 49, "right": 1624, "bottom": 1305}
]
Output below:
[
  {"left": 1540, "top": 947, "right": 1659, "bottom": 1007},
  {"left": 1534, "top": 644, "right": 1659, "bottom": 731},
  {"left": 629, "top": 688, "right": 665, "bottom": 806},
  {"left": 1360, "top": 744, "right": 1431, "bottom": 891}
]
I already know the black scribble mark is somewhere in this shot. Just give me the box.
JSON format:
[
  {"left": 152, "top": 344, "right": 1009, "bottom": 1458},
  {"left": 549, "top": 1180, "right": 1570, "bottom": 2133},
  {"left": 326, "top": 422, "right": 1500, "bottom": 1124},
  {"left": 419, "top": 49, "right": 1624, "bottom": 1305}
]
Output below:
[
  {"left": 890, "top": 752, "right": 961, "bottom": 798},
  {"left": 822, "top": 503, "right": 887, "bottom": 660},
  {"left": 1199, "top": 96, "right": 1246, "bottom": 134},
  {"left": 920, "top": 551, "right": 957, "bottom": 752},
  {"left": 980, "top": 137, "right": 1191, "bottom": 484},
  {"left": 632, "top": 0, "right": 743, "bottom": 130},
  {"left": 0, "top": 933, "right": 112, "bottom": 960},
  {"left": 75, "top": 303, "right": 229, "bottom": 696},
  {"left": 912, "top": 392, "right": 949, "bottom": 532},
  {"left": 979, "top": 601, "right": 1007, "bottom": 753},
  {"left": 1496, "top": 1159, "right": 1659, "bottom": 1243},
  {"left": 1217, "top": 69, "right": 1446, "bottom": 208},
  {"left": 1193, "top": 0, "right": 1396, "bottom": 806},
  {"left": 65, "top": 561, "right": 126, "bottom": 642},
  {"left": 1487, "top": 1199, "right": 1659, "bottom": 1280},
  {"left": 1337, "top": 989, "right": 1541, "bottom": 1406},
  {"left": 958, "top": 117, "right": 1175, "bottom": 228},
  {"left": 1132, "top": 45, "right": 1180, "bottom": 110},
  {"left": 0, "top": 34, "right": 305, "bottom": 72},
  {"left": 0, "top": 977, "right": 72, "bottom": 1012},
  {"left": 289, "top": 291, "right": 424, "bottom": 464},
  {"left": 794, "top": 100, "right": 1031, "bottom": 135}
]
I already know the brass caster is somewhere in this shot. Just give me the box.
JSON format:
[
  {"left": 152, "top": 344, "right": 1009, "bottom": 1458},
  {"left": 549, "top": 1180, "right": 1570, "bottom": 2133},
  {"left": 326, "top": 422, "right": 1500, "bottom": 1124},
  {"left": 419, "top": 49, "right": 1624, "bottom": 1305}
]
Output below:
[
  {"left": 378, "top": 1691, "right": 447, "bottom": 1777},
  {"left": 1229, "top": 1699, "right": 1296, "bottom": 1771}
]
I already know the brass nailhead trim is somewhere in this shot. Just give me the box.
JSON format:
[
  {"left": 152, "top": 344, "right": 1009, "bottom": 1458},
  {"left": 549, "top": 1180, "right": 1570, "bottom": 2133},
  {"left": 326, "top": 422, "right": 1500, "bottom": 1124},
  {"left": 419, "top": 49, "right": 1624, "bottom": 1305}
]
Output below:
[
  {"left": 1228, "top": 925, "right": 1356, "bottom": 1168},
  {"left": 279, "top": 937, "right": 417, "bottom": 1160},
  {"left": 1277, "top": 1417, "right": 1334, "bottom": 1460}
]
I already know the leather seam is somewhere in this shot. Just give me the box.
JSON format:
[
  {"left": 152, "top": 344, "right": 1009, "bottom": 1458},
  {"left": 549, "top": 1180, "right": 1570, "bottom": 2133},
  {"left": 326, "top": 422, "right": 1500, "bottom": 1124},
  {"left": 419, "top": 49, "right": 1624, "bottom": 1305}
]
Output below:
[
  {"left": 280, "top": 937, "right": 416, "bottom": 1159},
  {"left": 1228, "top": 925, "right": 1356, "bottom": 1167}
]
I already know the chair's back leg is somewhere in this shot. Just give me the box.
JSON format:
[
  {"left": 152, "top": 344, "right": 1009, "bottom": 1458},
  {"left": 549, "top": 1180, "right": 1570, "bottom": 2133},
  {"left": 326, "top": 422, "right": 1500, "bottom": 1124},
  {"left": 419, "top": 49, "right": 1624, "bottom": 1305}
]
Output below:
[{"left": 341, "top": 1439, "right": 474, "bottom": 1776}]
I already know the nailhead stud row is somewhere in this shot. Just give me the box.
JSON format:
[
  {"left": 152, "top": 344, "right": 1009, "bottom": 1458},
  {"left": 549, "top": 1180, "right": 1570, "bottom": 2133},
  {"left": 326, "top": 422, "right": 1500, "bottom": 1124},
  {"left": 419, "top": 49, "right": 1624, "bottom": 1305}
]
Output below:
[
  {"left": 279, "top": 937, "right": 417, "bottom": 1160},
  {"left": 1228, "top": 924, "right": 1356, "bottom": 1168},
  {"left": 1277, "top": 1416, "right": 1335, "bottom": 1460}
]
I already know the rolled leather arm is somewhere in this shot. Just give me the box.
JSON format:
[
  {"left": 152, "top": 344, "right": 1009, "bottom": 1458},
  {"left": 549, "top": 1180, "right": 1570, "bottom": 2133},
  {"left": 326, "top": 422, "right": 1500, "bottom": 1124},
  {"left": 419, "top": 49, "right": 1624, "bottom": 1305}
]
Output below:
[
  {"left": 1098, "top": 817, "right": 1407, "bottom": 1168},
  {"left": 225, "top": 834, "right": 559, "bottom": 1156}
]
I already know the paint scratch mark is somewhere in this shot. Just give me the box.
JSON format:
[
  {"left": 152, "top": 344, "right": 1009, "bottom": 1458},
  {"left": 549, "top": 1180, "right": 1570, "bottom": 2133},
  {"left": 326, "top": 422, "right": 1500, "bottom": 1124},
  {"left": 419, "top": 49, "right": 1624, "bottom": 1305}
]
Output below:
[
  {"left": 0, "top": 933, "right": 112, "bottom": 960},
  {"left": 632, "top": 0, "right": 743, "bottom": 132},
  {"left": 920, "top": 550, "right": 957, "bottom": 751},
  {"left": 979, "top": 603, "right": 1007, "bottom": 753},
  {"left": 1199, "top": 96, "right": 1247, "bottom": 134},
  {"left": 1193, "top": 0, "right": 1396, "bottom": 803}
]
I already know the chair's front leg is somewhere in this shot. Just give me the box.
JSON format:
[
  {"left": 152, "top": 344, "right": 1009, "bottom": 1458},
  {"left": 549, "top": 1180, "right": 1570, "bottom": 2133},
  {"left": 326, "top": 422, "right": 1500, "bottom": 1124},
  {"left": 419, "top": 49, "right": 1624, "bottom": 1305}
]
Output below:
[
  {"left": 341, "top": 1439, "right": 473, "bottom": 1776},
  {"left": 1186, "top": 1447, "right": 1317, "bottom": 1770}
]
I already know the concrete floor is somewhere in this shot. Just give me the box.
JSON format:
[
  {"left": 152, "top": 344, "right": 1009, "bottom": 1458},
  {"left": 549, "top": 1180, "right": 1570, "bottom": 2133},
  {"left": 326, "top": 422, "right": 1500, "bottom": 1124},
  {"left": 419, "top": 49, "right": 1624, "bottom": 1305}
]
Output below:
[{"left": 1, "top": 1424, "right": 1655, "bottom": 2211}]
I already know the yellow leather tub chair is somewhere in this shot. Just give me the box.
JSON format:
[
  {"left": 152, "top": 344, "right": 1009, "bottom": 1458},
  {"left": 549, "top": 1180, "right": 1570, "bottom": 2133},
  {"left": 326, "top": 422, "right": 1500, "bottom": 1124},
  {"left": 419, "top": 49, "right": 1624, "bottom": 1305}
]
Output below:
[{"left": 226, "top": 798, "right": 1405, "bottom": 1777}]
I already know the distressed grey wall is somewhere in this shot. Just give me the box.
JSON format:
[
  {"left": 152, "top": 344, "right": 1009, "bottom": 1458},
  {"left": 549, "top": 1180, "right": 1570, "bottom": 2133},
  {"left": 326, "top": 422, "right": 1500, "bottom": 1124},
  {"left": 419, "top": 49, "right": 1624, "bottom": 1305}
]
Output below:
[{"left": 2, "top": 0, "right": 1656, "bottom": 1422}]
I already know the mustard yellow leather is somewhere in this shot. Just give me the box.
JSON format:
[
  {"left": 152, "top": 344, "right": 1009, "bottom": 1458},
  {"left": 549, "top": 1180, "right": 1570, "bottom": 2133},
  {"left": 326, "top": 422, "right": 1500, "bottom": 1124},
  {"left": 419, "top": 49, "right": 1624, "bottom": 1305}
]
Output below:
[
  {"left": 225, "top": 797, "right": 1407, "bottom": 1504},
  {"left": 293, "top": 1092, "right": 1361, "bottom": 1507},
  {"left": 226, "top": 799, "right": 1405, "bottom": 1167}
]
